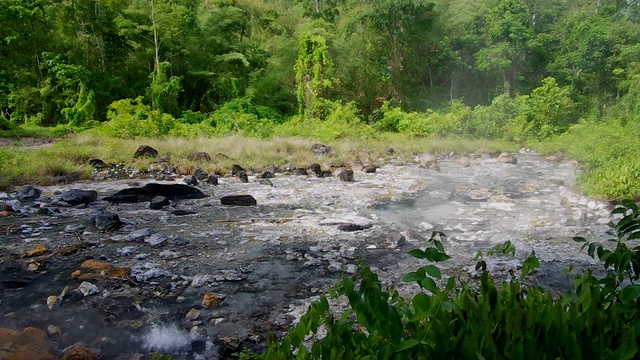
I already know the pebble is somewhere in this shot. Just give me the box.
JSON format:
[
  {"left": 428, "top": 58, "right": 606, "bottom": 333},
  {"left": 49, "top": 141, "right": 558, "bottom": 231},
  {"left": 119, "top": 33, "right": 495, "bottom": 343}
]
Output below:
[
  {"left": 78, "top": 281, "right": 100, "bottom": 296},
  {"left": 185, "top": 308, "right": 201, "bottom": 321}
]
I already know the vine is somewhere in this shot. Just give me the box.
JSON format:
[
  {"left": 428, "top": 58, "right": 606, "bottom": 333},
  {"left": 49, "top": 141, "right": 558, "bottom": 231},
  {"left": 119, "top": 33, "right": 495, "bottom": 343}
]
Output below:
[{"left": 294, "top": 34, "right": 333, "bottom": 118}]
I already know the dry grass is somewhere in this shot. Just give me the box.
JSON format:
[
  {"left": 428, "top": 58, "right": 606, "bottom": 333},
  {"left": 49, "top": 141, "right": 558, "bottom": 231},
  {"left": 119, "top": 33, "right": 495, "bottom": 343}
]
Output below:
[{"left": 0, "top": 133, "right": 516, "bottom": 190}]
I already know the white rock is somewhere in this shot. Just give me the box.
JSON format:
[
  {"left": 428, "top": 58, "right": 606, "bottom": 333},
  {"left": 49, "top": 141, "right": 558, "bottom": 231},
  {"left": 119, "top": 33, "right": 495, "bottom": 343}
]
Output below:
[
  {"left": 78, "top": 281, "right": 99, "bottom": 296},
  {"left": 419, "top": 222, "right": 434, "bottom": 231}
]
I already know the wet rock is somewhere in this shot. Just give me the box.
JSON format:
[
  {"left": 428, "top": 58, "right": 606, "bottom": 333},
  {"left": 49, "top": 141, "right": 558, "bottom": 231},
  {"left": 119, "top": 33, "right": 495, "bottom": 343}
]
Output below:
[
  {"left": 337, "top": 223, "right": 372, "bottom": 232},
  {"left": 321, "top": 170, "right": 333, "bottom": 178},
  {"left": 230, "top": 164, "right": 245, "bottom": 176},
  {"left": 185, "top": 308, "right": 201, "bottom": 321},
  {"left": 133, "top": 145, "right": 158, "bottom": 158},
  {"left": 220, "top": 195, "right": 257, "bottom": 206},
  {"left": 305, "top": 163, "right": 320, "bottom": 177},
  {"left": 170, "top": 209, "right": 198, "bottom": 216},
  {"left": 127, "top": 228, "right": 155, "bottom": 241},
  {"left": 116, "top": 246, "right": 138, "bottom": 256},
  {"left": 417, "top": 153, "right": 440, "bottom": 171},
  {"left": 0, "top": 327, "right": 57, "bottom": 360},
  {"left": 88, "top": 158, "right": 107, "bottom": 170},
  {"left": 236, "top": 171, "right": 249, "bottom": 183},
  {"left": 183, "top": 175, "right": 198, "bottom": 186},
  {"left": 130, "top": 263, "right": 172, "bottom": 282},
  {"left": 46, "top": 295, "right": 59, "bottom": 310},
  {"left": 387, "top": 233, "right": 406, "bottom": 248},
  {"left": 61, "top": 189, "right": 98, "bottom": 205},
  {"left": 258, "top": 171, "right": 275, "bottom": 179},
  {"left": 61, "top": 344, "right": 99, "bottom": 360},
  {"left": 459, "top": 156, "right": 471, "bottom": 167},
  {"left": 146, "top": 233, "right": 168, "bottom": 247},
  {"left": 338, "top": 169, "right": 354, "bottom": 182},
  {"left": 187, "top": 152, "right": 212, "bottom": 162},
  {"left": 362, "top": 164, "right": 377, "bottom": 173},
  {"left": 78, "top": 282, "right": 98, "bottom": 297},
  {"left": 104, "top": 183, "right": 206, "bottom": 203},
  {"left": 65, "top": 224, "right": 86, "bottom": 233},
  {"left": 193, "top": 168, "right": 209, "bottom": 180},
  {"left": 150, "top": 196, "right": 170, "bottom": 210},
  {"left": 16, "top": 186, "right": 42, "bottom": 203},
  {"left": 498, "top": 153, "right": 518, "bottom": 164},
  {"left": 386, "top": 147, "right": 395, "bottom": 155},
  {"left": 294, "top": 168, "right": 308, "bottom": 175},
  {"left": 191, "top": 274, "right": 211, "bottom": 287},
  {"left": 93, "top": 212, "right": 122, "bottom": 231},
  {"left": 206, "top": 175, "right": 219, "bottom": 185},
  {"left": 159, "top": 250, "right": 179, "bottom": 258},
  {"left": 311, "top": 143, "right": 332, "bottom": 156},
  {"left": 258, "top": 179, "right": 273, "bottom": 187},
  {"left": 202, "top": 293, "right": 225, "bottom": 309},
  {"left": 219, "top": 337, "right": 242, "bottom": 357}
]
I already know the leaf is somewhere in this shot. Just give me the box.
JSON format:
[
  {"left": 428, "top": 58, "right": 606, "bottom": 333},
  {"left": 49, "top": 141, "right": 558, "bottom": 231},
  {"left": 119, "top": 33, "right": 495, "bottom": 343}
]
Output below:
[
  {"left": 420, "top": 277, "right": 439, "bottom": 293},
  {"left": 521, "top": 255, "right": 540, "bottom": 278},
  {"left": 423, "top": 265, "right": 442, "bottom": 279},
  {"left": 402, "top": 272, "right": 424, "bottom": 283},
  {"left": 573, "top": 236, "right": 587, "bottom": 243},
  {"left": 445, "top": 276, "right": 456, "bottom": 292},
  {"left": 394, "top": 339, "right": 420, "bottom": 352},
  {"left": 408, "top": 249, "right": 427, "bottom": 259},
  {"left": 619, "top": 285, "right": 640, "bottom": 305},
  {"left": 412, "top": 292, "right": 431, "bottom": 312}
]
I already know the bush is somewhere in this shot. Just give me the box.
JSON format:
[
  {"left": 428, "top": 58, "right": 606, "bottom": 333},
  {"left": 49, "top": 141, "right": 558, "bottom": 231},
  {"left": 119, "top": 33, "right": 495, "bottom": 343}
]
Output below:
[
  {"left": 100, "top": 97, "right": 177, "bottom": 138},
  {"left": 255, "top": 208, "right": 640, "bottom": 359},
  {"left": 208, "top": 98, "right": 282, "bottom": 138}
]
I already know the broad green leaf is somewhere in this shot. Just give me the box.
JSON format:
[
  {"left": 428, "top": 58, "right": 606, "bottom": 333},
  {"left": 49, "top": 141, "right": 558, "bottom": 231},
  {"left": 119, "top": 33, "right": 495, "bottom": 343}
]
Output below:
[
  {"left": 408, "top": 249, "right": 427, "bottom": 259},
  {"left": 402, "top": 272, "right": 424, "bottom": 282},
  {"left": 521, "top": 255, "right": 540, "bottom": 278},
  {"left": 394, "top": 339, "right": 420, "bottom": 352},
  {"left": 420, "top": 277, "right": 439, "bottom": 293},
  {"left": 423, "top": 265, "right": 442, "bottom": 279},
  {"left": 573, "top": 236, "right": 587, "bottom": 243}
]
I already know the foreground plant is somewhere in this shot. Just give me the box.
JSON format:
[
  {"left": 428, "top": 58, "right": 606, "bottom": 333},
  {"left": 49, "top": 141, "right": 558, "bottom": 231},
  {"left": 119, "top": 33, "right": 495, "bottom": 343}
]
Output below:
[{"left": 253, "top": 206, "right": 640, "bottom": 359}]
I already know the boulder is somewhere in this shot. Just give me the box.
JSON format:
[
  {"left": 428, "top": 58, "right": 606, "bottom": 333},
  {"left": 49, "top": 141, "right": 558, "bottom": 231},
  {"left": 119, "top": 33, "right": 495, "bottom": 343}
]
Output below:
[
  {"left": 459, "top": 156, "right": 471, "bottom": 167},
  {"left": 417, "top": 153, "right": 440, "bottom": 171},
  {"left": 16, "top": 186, "right": 41, "bottom": 203},
  {"left": 236, "top": 171, "right": 249, "bottom": 183},
  {"left": 311, "top": 143, "right": 332, "bottom": 156},
  {"left": 258, "top": 179, "right": 273, "bottom": 187},
  {"left": 133, "top": 145, "right": 158, "bottom": 158},
  {"left": 0, "top": 327, "right": 57, "bottom": 360},
  {"left": 338, "top": 223, "right": 372, "bottom": 232},
  {"left": 258, "top": 171, "right": 275, "bottom": 179},
  {"left": 88, "top": 158, "right": 107, "bottom": 169},
  {"left": 338, "top": 169, "right": 354, "bottom": 182},
  {"left": 104, "top": 183, "right": 206, "bottom": 203},
  {"left": 61, "top": 344, "right": 99, "bottom": 360},
  {"left": 193, "top": 168, "right": 209, "bottom": 181},
  {"left": 61, "top": 189, "right": 98, "bottom": 205},
  {"left": 230, "top": 164, "right": 245, "bottom": 176},
  {"left": 183, "top": 175, "right": 198, "bottom": 186},
  {"left": 187, "top": 152, "right": 212, "bottom": 162},
  {"left": 362, "top": 164, "right": 377, "bottom": 173},
  {"left": 202, "top": 293, "right": 225, "bottom": 309},
  {"left": 309, "top": 163, "right": 322, "bottom": 177},
  {"left": 321, "top": 170, "right": 333, "bottom": 178},
  {"left": 149, "top": 196, "right": 170, "bottom": 210},
  {"left": 294, "top": 168, "right": 308, "bottom": 175},
  {"left": 93, "top": 212, "right": 123, "bottom": 231},
  {"left": 220, "top": 195, "right": 257, "bottom": 206},
  {"left": 498, "top": 153, "right": 518, "bottom": 164},
  {"left": 206, "top": 175, "right": 219, "bottom": 185}
]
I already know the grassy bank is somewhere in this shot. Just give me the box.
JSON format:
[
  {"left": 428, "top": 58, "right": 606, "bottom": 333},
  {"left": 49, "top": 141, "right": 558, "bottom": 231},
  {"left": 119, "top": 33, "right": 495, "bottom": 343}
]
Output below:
[{"left": 0, "top": 132, "right": 515, "bottom": 191}]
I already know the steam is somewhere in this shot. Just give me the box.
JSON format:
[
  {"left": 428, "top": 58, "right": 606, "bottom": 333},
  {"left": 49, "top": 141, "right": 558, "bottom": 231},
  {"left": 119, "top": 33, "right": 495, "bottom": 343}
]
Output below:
[{"left": 141, "top": 324, "right": 191, "bottom": 353}]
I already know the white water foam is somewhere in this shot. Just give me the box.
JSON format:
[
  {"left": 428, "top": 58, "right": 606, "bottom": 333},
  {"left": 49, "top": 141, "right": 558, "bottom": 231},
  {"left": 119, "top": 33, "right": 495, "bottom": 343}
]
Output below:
[{"left": 141, "top": 324, "right": 191, "bottom": 353}]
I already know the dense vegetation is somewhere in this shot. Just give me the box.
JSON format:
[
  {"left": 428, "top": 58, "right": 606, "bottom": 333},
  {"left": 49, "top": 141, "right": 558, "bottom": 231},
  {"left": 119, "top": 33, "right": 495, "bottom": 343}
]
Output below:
[
  {"left": 2, "top": 0, "right": 640, "bottom": 198},
  {"left": 250, "top": 201, "right": 640, "bottom": 359}
]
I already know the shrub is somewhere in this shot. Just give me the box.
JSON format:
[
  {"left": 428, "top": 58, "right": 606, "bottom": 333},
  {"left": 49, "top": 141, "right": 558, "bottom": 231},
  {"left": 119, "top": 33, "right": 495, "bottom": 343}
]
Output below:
[{"left": 100, "top": 97, "right": 177, "bottom": 138}]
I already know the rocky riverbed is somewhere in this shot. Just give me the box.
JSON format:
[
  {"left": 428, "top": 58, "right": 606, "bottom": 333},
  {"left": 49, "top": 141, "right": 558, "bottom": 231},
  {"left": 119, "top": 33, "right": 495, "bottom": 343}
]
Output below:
[{"left": 0, "top": 149, "right": 614, "bottom": 359}]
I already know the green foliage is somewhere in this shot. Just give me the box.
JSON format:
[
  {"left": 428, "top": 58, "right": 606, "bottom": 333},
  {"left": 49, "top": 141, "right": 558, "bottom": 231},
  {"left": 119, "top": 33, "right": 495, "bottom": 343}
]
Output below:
[
  {"left": 257, "top": 212, "right": 640, "bottom": 359},
  {"left": 61, "top": 83, "right": 97, "bottom": 127},
  {"left": 148, "top": 62, "right": 183, "bottom": 117},
  {"left": 294, "top": 34, "right": 333, "bottom": 117},
  {"left": 100, "top": 97, "right": 176, "bottom": 138},
  {"left": 208, "top": 98, "right": 280, "bottom": 138}
]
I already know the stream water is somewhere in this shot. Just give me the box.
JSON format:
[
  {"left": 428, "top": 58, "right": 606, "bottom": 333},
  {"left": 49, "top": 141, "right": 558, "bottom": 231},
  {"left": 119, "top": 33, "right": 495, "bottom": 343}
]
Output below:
[{"left": 0, "top": 152, "right": 614, "bottom": 359}]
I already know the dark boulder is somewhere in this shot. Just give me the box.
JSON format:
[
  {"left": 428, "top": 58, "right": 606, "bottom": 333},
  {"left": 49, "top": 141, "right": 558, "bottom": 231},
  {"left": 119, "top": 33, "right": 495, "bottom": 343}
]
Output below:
[
  {"left": 258, "top": 179, "right": 273, "bottom": 187},
  {"left": 187, "top": 152, "right": 212, "bottom": 162},
  {"left": 230, "top": 164, "right": 245, "bottom": 176},
  {"left": 294, "top": 168, "right": 308, "bottom": 175},
  {"left": 339, "top": 169, "right": 354, "bottom": 182},
  {"left": 309, "top": 163, "right": 322, "bottom": 177},
  {"left": 220, "top": 195, "right": 257, "bottom": 206},
  {"left": 321, "top": 170, "right": 333, "bottom": 178},
  {"left": 149, "top": 196, "right": 170, "bottom": 210},
  {"left": 362, "top": 165, "right": 377, "bottom": 173},
  {"left": 236, "top": 171, "right": 249, "bottom": 183},
  {"left": 94, "top": 212, "right": 123, "bottom": 231},
  {"left": 16, "top": 186, "right": 41, "bottom": 203},
  {"left": 88, "top": 158, "right": 107, "bottom": 169},
  {"left": 104, "top": 183, "right": 206, "bottom": 203},
  {"left": 258, "top": 171, "right": 275, "bottom": 179},
  {"left": 184, "top": 175, "right": 198, "bottom": 185},
  {"left": 338, "top": 223, "right": 372, "bottom": 232},
  {"left": 206, "top": 175, "right": 219, "bottom": 185},
  {"left": 386, "top": 148, "right": 395, "bottom": 155},
  {"left": 61, "top": 189, "right": 98, "bottom": 205},
  {"left": 311, "top": 143, "right": 332, "bottom": 156},
  {"left": 133, "top": 145, "right": 158, "bottom": 158},
  {"left": 193, "top": 168, "right": 209, "bottom": 181}
]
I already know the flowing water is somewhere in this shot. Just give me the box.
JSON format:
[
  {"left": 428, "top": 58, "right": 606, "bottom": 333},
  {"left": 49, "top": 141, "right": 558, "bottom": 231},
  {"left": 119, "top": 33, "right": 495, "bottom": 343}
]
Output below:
[{"left": 0, "top": 152, "right": 614, "bottom": 358}]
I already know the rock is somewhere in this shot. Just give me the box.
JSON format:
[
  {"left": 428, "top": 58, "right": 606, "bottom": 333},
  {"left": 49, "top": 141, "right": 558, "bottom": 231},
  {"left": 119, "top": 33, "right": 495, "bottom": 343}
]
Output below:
[
  {"left": 417, "top": 153, "right": 440, "bottom": 171},
  {"left": 219, "top": 337, "right": 242, "bottom": 357},
  {"left": 338, "top": 169, "right": 354, "bottom": 182},
  {"left": 78, "top": 281, "right": 99, "bottom": 296},
  {"left": 294, "top": 168, "right": 308, "bottom": 175},
  {"left": 126, "top": 228, "right": 155, "bottom": 241},
  {"left": 230, "top": 164, "right": 245, "bottom": 176},
  {"left": 146, "top": 233, "right": 168, "bottom": 247},
  {"left": 488, "top": 194, "right": 513, "bottom": 203},
  {"left": 170, "top": 209, "right": 197, "bottom": 216},
  {"left": 61, "top": 344, "right": 99, "bottom": 360},
  {"left": 258, "top": 179, "right": 273, "bottom": 187},
  {"left": 311, "top": 143, "right": 332, "bottom": 156},
  {"left": 0, "top": 202, "right": 12, "bottom": 212},
  {"left": 220, "top": 195, "right": 257, "bottom": 206},
  {"left": 236, "top": 171, "right": 249, "bottom": 183},
  {"left": 321, "top": 170, "right": 333, "bottom": 178},
  {"left": 16, "top": 186, "right": 41, "bottom": 203},
  {"left": 362, "top": 164, "right": 377, "bottom": 173},
  {"left": 258, "top": 171, "right": 275, "bottom": 179},
  {"left": 202, "top": 293, "right": 225, "bottom": 309},
  {"left": 150, "top": 196, "right": 170, "bottom": 210},
  {"left": 187, "top": 152, "right": 212, "bottom": 162},
  {"left": 65, "top": 224, "right": 86, "bottom": 233},
  {"left": 183, "top": 175, "right": 198, "bottom": 186},
  {"left": 338, "top": 223, "right": 372, "bottom": 232},
  {"left": 388, "top": 233, "right": 406, "bottom": 248},
  {"left": 206, "top": 175, "right": 219, "bottom": 185},
  {"left": 498, "top": 153, "right": 518, "bottom": 164},
  {"left": 133, "top": 145, "right": 158, "bottom": 158},
  {"left": 104, "top": 183, "right": 206, "bottom": 203},
  {"left": 386, "top": 147, "right": 395, "bottom": 155},
  {"left": 0, "top": 327, "right": 57, "bottom": 360},
  {"left": 185, "top": 308, "right": 201, "bottom": 321},
  {"left": 61, "top": 189, "right": 98, "bottom": 205},
  {"left": 193, "top": 168, "right": 209, "bottom": 181},
  {"left": 46, "top": 295, "right": 59, "bottom": 310},
  {"left": 419, "top": 222, "right": 434, "bottom": 231},
  {"left": 309, "top": 163, "right": 322, "bottom": 177},
  {"left": 459, "top": 156, "right": 471, "bottom": 167},
  {"left": 88, "top": 158, "right": 107, "bottom": 169},
  {"left": 93, "top": 212, "right": 123, "bottom": 231}
]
